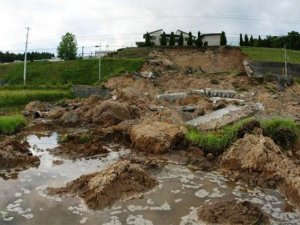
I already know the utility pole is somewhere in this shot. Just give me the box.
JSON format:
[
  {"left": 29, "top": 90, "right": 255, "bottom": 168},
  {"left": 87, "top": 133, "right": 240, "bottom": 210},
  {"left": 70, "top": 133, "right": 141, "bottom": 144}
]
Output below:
[
  {"left": 95, "top": 44, "right": 102, "bottom": 82},
  {"left": 81, "top": 46, "right": 84, "bottom": 59},
  {"left": 23, "top": 27, "right": 30, "bottom": 86},
  {"left": 284, "top": 44, "right": 288, "bottom": 79}
]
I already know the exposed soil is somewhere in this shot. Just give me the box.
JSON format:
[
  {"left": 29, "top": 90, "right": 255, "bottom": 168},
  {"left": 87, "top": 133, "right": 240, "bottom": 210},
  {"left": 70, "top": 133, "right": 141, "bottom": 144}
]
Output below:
[
  {"left": 221, "top": 132, "right": 300, "bottom": 208},
  {"left": 48, "top": 159, "right": 158, "bottom": 210},
  {"left": 0, "top": 138, "right": 40, "bottom": 170},
  {"left": 197, "top": 200, "right": 270, "bottom": 225}
]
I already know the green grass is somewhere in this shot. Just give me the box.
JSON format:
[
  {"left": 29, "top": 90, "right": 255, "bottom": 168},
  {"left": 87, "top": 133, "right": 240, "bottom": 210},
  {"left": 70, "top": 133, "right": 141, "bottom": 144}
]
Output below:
[
  {"left": 261, "top": 118, "right": 299, "bottom": 149},
  {"left": 241, "top": 47, "right": 300, "bottom": 64},
  {"left": 186, "top": 118, "right": 258, "bottom": 155},
  {"left": 186, "top": 117, "right": 300, "bottom": 154},
  {"left": 0, "top": 89, "right": 71, "bottom": 107},
  {"left": 0, "top": 58, "right": 145, "bottom": 85},
  {"left": 0, "top": 115, "right": 27, "bottom": 134}
]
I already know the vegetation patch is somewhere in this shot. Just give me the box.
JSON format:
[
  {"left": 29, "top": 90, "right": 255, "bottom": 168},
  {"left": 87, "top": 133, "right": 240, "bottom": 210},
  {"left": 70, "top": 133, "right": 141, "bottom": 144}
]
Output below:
[
  {"left": 261, "top": 118, "right": 299, "bottom": 149},
  {"left": 241, "top": 47, "right": 300, "bottom": 64},
  {"left": 0, "top": 89, "right": 71, "bottom": 107},
  {"left": 186, "top": 118, "right": 259, "bottom": 155},
  {"left": 186, "top": 117, "right": 299, "bottom": 154},
  {"left": 0, "top": 115, "right": 27, "bottom": 134},
  {"left": 0, "top": 58, "right": 144, "bottom": 85}
]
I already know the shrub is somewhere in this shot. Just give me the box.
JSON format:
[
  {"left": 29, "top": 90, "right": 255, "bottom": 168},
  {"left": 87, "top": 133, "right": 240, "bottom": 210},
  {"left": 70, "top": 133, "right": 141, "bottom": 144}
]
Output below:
[
  {"left": 0, "top": 115, "right": 27, "bottom": 134},
  {"left": 261, "top": 118, "right": 299, "bottom": 149}
]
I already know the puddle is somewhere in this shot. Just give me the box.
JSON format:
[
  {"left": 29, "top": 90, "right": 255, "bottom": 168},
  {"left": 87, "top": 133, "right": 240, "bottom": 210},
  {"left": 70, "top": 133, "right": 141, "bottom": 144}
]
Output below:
[{"left": 0, "top": 132, "right": 300, "bottom": 224}]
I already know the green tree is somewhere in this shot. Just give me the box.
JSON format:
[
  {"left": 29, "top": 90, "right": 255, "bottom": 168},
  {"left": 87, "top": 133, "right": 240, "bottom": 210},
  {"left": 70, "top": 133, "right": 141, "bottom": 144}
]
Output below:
[
  {"left": 258, "top": 35, "right": 263, "bottom": 47},
  {"left": 178, "top": 32, "right": 184, "bottom": 46},
  {"left": 160, "top": 32, "right": 167, "bottom": 46},
  {"left": 57, "top": 32, "right": 78, "bottom": 60},
  {"left": 239, "top": 34, "right": 244, "bottom": 46},
  {"left": 244, "top": 34, "right": 249, "bottom": 46},
  {"left": 169, "top": 32, "right": 175, "bottom": 46},
  {"left": 187, "top": 32, "right": 194, "bottom": 46},
  {"left": 144, "top": 32, "right": 152, "bottom": 46},
  {"left": 220, "top": 31, "right": 227, "bottom": 46},
  {"left": 195, "top": 31, "right": 203, "bottom": 47},
  {"left": 250, "top": 35, "right": 254, "bottom": 46}
]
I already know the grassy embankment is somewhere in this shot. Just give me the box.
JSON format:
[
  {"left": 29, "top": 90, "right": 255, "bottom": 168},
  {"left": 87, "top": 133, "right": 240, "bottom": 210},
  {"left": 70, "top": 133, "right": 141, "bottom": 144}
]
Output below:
[
  {"left": 0, "top": 115, "right": 27, "bottom": 134},
  {"left": 186, "top": 118, "right": 299, "bottom": 155},
  {"left": 0, "top": 58, "right": 145, "bottom": 85},
  {"left": 241, "top": 47, "right": 300, "bottom": 64}
]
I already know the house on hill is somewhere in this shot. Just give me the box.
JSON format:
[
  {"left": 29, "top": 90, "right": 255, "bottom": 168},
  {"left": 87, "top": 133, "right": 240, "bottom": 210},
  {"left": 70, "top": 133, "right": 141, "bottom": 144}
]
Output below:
[{"left": 140, "top": 29, "right": 221, "bottom": 46}]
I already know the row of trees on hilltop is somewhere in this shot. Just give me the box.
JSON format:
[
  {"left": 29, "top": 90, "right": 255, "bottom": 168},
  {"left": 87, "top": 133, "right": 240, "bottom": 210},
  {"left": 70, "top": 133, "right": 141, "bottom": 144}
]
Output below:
[
  {"left": 240, "top": 31, "right": 300, "bottom": 50},
  {"left": 0, "top": 51, "right": 54, "bottom": 63},
  {"left": 145, "top": 31, "right": 227, "bottom": 47}
]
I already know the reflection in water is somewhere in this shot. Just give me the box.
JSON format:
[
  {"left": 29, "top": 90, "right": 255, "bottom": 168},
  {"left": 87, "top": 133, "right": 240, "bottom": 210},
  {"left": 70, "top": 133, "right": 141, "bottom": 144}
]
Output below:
[{"left": 0, "top": 132, "right": 299, "bottom": 225}]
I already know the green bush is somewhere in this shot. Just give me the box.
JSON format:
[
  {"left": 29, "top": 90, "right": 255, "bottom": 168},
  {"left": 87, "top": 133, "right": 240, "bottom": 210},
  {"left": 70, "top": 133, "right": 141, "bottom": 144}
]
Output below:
[
  {"left": 0, "top": 115, "right": 27, "bottom": 134},
  {"left": 186, "top": 118, "right": 259, "bottom": 155},
  {"left": 261, "top": 118, "right": 299, "bottom": 149}
]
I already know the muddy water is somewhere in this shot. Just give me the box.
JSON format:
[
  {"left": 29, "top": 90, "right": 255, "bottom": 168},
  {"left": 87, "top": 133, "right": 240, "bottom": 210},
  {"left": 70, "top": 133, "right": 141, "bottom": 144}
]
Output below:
[{"left": 0, "top": 133, "right": 300, "bottom": 225}]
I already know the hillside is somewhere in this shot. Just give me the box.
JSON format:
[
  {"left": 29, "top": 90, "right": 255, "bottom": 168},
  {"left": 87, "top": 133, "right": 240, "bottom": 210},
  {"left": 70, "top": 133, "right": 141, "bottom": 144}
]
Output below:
[
  {"left": 241, "top": 47, "right": 300, "bottom": 64},
  {"left": 0, "top": 58, "right": 144, "bottom": 85}
]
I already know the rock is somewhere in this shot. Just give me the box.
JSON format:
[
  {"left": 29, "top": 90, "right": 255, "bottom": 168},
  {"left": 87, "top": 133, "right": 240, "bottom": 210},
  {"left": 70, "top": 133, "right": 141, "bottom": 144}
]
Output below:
[
  {"left": 59, "top": 111, "right": 79, "bottom": 125},
  {"left": 221, "top": 134, "right": 300, "bottom": 209},
  {"left": 24, "top": 101, "right": 52, "bottom": 112},
  {"left": 130, "top": 121, "right": 185, "bottom": 154},
  {"left": 206, "top": 153, "right": 214, "bottom": 161},
  {"left": 48, "top": 107, "right": 66, "bottom": 119},
  {"left": 0, "top": 139, "right": 40, "bottom": 170},
  {"left": 48, "top": 160, "right": 158, "bottom": 210},
  {"left": 92, "top": 100, "right": 132, "bottom": 127},
  {"left": 197, "top": 200, "right": 270, "bottom": 225}
]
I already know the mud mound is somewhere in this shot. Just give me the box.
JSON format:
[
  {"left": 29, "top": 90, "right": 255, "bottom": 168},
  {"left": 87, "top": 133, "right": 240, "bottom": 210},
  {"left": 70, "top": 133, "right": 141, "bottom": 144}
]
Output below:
[
  {"left": 0, "top": 139, "right": 40, "bottom": 169},
  {"left": 197, "top": 200, "right": 270, "bottom": 225},
  {"left": 48, "top": 160, "right": 158, "bottom": 210},
  {"left": 52, "top": 141, "right": 108, "bottom": 159},
  {"left": 221, "top": 133, "right": 300, "bottom": 208},
  {"left": 91, "top": 100, "right": 133, "bottom": 127},
  {"left": 130, "top": 121, "right": 185, "bottom": 154}
]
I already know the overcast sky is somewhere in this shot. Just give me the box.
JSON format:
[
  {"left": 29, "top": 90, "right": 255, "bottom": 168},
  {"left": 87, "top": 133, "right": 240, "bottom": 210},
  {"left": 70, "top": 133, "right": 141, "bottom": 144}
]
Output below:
[{"left": 0, "top": 0, "right": 299, "bottom": 55}]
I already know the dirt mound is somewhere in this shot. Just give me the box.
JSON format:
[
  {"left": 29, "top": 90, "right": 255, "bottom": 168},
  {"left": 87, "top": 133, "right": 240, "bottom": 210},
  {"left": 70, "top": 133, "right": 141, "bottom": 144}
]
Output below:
[
  {"left": 48, "top": 160, "right": 158, "bottom": 210},
  {"left": 91, "top": 100, "right": 133, "bottom": 127},
  {"left": 53, "top": 141, "right": 108, "bottom": 159},
  {"left": 0, "top": 139, "right": 40, "bottom": 170},
  {"left": 59, "top": 111, "right": 79, "bottom": 125},
  {"left": 130, "top": 121, "right": 185, "bottom": 154},
  {"left": 197, "top": 200, "right": 270, "bottom": 225},
  {"left": 25, "top": 100, "right": 52, "bottom": 112},
  {"left": 48, "top": 107, "right": 66, "bottom": 119},
  {"left": 221, "top": 133, "right": 300, "bottom": 208}
]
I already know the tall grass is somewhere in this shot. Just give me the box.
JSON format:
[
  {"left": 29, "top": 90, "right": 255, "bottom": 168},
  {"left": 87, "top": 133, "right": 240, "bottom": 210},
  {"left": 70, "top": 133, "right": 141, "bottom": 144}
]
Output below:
[
  {"left": 0, "top": 89, "right": 71, "bottom": 107},
  {"left": 0, "top": 115, "right": 27, "bottom": 134}
]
